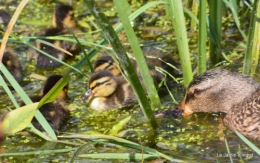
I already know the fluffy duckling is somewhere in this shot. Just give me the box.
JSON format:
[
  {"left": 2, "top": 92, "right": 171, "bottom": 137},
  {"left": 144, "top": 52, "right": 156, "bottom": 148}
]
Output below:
[
  {"left": 0, "top": 9, "right": 11, "bottom": 25},
  {"left": 94, "top": 47, "right": 181, "bottom": 79},
  {"left": 32, "top": 5, "right": 79, "bottom": 68},
  {"left": 81, "top": 70, "right": 137, "bottom": 110},
  {"left": 2, "top": 49, "right": 23, "bottom": 82},
  {"left": 93, "top": 47, "right": 181, "bottom": 95},
  {"left": 170, "top": 69, "right": 260, "bottom": 140},
  {"left": 52, "top": 5, "right": 77, "bottom": 30},
  {"left": 29, "top": 75, "right": 70, "bottom": 131},
  {"left": 93, "top": 55, "right": 121, "bottom": 76}
]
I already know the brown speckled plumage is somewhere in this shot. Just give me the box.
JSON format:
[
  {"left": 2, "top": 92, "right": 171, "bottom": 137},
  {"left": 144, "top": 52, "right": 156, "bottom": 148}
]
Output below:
[{"left": 173, "top": 69, "right": 260, "bottom": 140}]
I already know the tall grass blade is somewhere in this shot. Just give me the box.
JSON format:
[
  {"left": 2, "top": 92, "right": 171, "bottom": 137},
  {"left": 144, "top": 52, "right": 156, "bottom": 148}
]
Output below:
[
  {"left": 60, "top": 134, "right": 182, "bottom": 162},
  {"left": 224, "top": 138, "right": 234, "bottom": 163},
  {"left": 208, "top": 0, "right": 223, "bottom": 65},
  {"left": 198, "top": 0, "right": 207, "bottom": 73},
  {"left": 78, "top": 153, "right": 159, "bottom": 160},
  {"left": 167, "top": 0, "right": 193, "bottom": 87},
  {"left": 235, "top": 131, "right": 260, "bottom": 155},
  {"left": 223, "top": 0, "right": 247, "bottom": 40},
  {"left": 243, "top": 0, "right": 260, "bottom": 75},
  {"left": 0, "top": 0, "right": 29, "bottom": 61},
  {"left": 63, "top": 25, "right": 94, "bottom": 73},
  {"left": 190, "top": 0, "right": 199, "bottom": 32},
  {"left": 83, "top": 0, "right": 158, "bottom": 129},
  {"left": 113, "top": 0, "right": 161, "bottom": 107}
]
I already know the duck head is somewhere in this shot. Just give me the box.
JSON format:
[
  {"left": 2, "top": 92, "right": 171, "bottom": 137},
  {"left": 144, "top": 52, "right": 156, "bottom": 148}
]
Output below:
[{"left": 173, "top": 69, "right": 260, "bottom": 117}]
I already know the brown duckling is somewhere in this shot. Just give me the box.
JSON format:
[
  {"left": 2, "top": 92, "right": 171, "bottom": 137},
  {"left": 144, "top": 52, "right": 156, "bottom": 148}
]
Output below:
[
  {"left": 2, "top": 49, "right": 23, "bottom": 82},
  {"left": 171, "top": 69, "right": 260, "bottom": 140},
  {"left": 93, "top": 47, "right": 181, "bottom": 96},
  {"left": 32, "top": 5, "right": 79, "bottom": 68},
  {"left": 81, "top": 70, "right": 137, "bottom": 110},
  {"left": 29, "top": 75, "right": 70, "bottom": 131},
  {"left": 0, "top": 9, "right": 11, "bottom": 25},
  {"left": 93, "top": 55, "right": 121, "bottom": 76}
]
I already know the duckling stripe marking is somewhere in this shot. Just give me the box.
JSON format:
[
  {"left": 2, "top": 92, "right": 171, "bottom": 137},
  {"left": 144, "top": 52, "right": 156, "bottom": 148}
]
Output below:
[{"left": 91, "top": 79, "right": 111, "bottom": 89}]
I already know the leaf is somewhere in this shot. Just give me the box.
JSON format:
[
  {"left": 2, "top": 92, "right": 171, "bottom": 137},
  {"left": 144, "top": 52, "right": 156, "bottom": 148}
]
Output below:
[
  {"left": 109, "top": 116, "right": 131, "bottom": 136},
  {"left": 2, "top": 102, "right": 39, "bottom": 134}
]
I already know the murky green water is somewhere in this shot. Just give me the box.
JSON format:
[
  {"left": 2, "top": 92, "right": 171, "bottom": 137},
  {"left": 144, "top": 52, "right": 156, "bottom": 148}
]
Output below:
[{"left": 1, "top": 0, "right": 260, "bottom": 162}]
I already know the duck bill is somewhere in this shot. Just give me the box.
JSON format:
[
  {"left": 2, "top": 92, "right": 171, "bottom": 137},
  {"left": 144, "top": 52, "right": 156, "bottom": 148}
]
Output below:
[
  {"left": 81, "top": 89, "right": 93, "bottom": 100},
  {"left": 178, "top": 98, "right": 193, "bottom": 117}
]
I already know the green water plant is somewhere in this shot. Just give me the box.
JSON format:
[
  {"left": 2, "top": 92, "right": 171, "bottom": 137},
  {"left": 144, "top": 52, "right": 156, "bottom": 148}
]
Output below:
[
  {"left": 166, "top": 0, "right": 193, "bottom": 87},
  {"left": 198, "top": 0, "right": 207, "bottom": 74},
  {"left": 243, "top": 0, "right": 260, "bottom": 75},
  {"left": 208, "top": 0, "right": 223, "bottom": 65}
]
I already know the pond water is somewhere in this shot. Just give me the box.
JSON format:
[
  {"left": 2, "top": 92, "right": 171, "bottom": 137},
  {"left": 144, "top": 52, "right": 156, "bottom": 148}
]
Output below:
[{"left": 1, "top": 0, "right": 260, "bottom": 162}]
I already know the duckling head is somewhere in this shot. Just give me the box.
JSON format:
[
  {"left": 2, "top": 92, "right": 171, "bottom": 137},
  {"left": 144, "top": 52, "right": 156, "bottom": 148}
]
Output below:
[
  {"left": 42, "top": 75, "right": 69, "bottom": 101},
  {"left": 2, "top": 50, "right": 23, "bottom": 82},
  {"left": 81, "top": 70, "right": 117, "bottom": 100},
  {"left": 174, "top": 69, "right": 260, "bottom": 117},
  {"left": 94, "top": 55, "right": 121, "bottom": 76},
  {"left": 52, "top": 5, "right": 76, "bottom": 29},
  {"left": 0, "top": 9, "right": 10, "bottom": 25}
]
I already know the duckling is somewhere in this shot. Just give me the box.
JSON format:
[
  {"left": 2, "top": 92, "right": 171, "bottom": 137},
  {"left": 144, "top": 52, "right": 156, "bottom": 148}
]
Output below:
[
  {"left": 81, "top": 70, "right": 137, "bottom": 110},
  {"left": 93, "top": 55, "right": 121, "bottom": 76},
  {"left": 93, "top": 47, "right": 181, "bottom": 95},
  {"left": 29, "top": 75, "right": 70, "bottom": 131},
  {"left": 32, "top": 5, "right": 79, "bottom": 68},
  {"left": 0, "top": 9, "right": 11, "bottom": 25},
  {"left": 2, "top": 49, "right": 23, "bottom": 82},
  {"left": 171, "top": 69, "right": 260, "bottom": 140},
  {"left": 52, "top": 5, "right": 77, "bottom": 30}
]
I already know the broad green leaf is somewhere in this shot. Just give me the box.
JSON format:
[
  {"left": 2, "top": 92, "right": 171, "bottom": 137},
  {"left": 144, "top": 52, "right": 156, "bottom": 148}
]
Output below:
[
  {"left": 2, "top": 102, "right": 39, "bottom": 134},
  {"left": 109, "top": 116, "right": 131, "bottom": 136}
]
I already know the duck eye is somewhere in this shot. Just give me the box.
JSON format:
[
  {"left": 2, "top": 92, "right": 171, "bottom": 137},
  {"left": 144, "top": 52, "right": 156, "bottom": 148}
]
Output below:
[{"left": 194, "top": 88, "right": 202, "bottom": 95}]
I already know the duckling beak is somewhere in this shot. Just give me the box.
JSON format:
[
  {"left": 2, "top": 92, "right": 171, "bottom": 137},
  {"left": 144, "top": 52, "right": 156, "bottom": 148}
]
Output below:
[{"left": 80, "top": 89, "right": 93, "bottom": 100}]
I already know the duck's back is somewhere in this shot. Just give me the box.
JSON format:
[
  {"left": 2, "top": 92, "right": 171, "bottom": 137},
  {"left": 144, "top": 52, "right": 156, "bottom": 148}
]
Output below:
[{"left": 224, "top": 87, "right": 260, "bottom": 140}]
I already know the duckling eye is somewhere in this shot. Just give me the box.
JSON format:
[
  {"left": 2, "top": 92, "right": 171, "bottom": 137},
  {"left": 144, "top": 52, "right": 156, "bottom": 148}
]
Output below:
[
  {"left": 96, "top": 82, "right": 101, "bottom": 87},
  {"left": 194, "top": 88, "right": 202, "bottom": 95}
]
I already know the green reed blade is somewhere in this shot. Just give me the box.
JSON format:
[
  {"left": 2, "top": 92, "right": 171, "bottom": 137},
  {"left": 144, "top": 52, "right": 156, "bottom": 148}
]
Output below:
[
  {"left": 209, "top": 0, "right": 222, "bottom": 65},
  {"left": 113, "top": 0, "right": 161, "bottom": 107},
  {"left": 167, "top": 0, "right": 193, "bottom": 87},
  {"left": 198, "top": 0, "right": 207, "bottom": 73},
  {"left": 243, "top": 0, "right": 260, "bottom": 75},
  {"left": 60, "top": 134, "right": 181, "bottom": 162},
  {"left": 190, "top": 0, "right": 199, "bottom": 32},
  {"left": 235, "top": 131, "right": 260, "bottom": 155}
]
